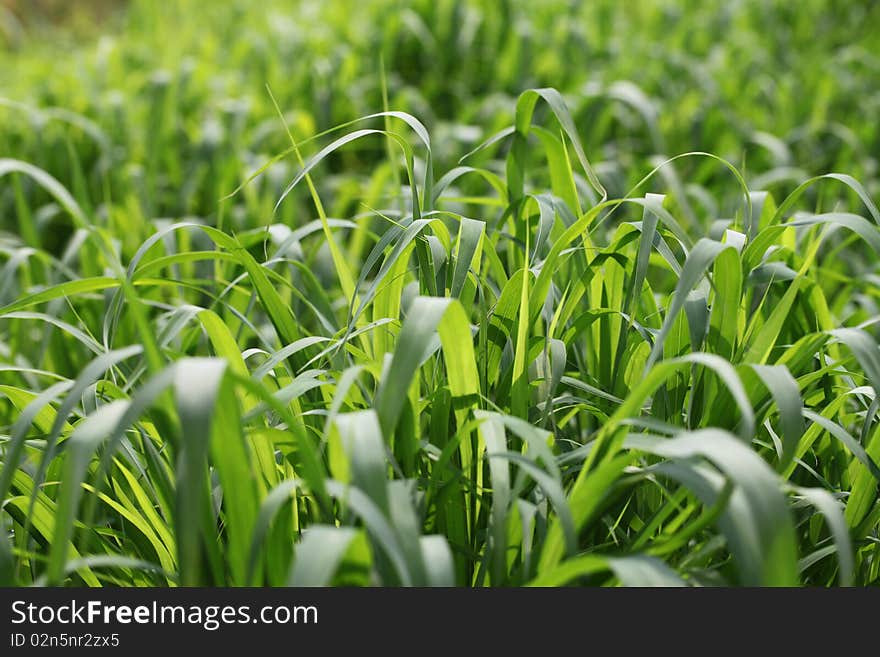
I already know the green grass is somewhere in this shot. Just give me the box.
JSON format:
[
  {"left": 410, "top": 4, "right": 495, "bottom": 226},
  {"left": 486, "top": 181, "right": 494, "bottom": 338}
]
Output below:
[{"left": 1, "top": 0, "right": 880, "bottom": 586}]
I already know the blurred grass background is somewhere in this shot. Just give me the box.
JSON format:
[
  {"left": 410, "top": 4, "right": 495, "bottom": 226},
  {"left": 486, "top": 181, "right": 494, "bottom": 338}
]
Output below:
[
  {"left": 2, "top": 0, "right": 879, "bottom": 287},
  {"left": 0, "top": 1, "right": 873, "bottom": 262}
]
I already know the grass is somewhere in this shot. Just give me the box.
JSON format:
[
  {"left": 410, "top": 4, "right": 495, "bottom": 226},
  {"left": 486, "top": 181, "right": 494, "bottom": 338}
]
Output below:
[{"left": 1, "top": 0, "right": 880, "bottom": 586}]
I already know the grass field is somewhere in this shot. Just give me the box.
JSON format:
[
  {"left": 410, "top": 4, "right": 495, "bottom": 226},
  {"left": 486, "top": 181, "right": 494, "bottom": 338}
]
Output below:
[{"left": 2, "top": 0, "right": 880, "bottom": 586}]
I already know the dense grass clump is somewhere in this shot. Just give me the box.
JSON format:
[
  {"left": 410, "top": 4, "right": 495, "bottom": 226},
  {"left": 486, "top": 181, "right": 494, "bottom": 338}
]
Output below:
[{"left": 1, "top": 0, "right": 880, "bottom": 586}]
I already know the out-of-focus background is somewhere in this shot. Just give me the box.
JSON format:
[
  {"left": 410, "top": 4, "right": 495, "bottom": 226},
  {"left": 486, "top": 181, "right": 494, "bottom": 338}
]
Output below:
[
  {"left": 2, "top": 0, "right": 123, "bottom": 35},
  {"left": 3, "top": 0, "right": 879, "bottom": 232},
  {"left": 0, "top": 0, "right": 877, "bottom": 284}
]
